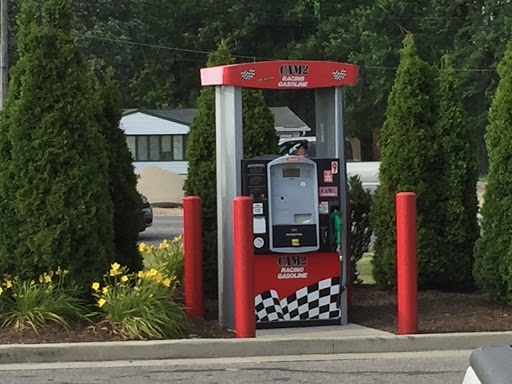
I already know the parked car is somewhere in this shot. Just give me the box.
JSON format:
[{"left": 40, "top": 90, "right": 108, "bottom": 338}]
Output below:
[{"left": 139, "top": 194, "right": 153, "bottom": 232}]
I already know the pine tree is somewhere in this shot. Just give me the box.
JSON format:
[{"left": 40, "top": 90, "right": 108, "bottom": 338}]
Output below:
[
  {"left": 96, "top": 69, "right": 143, "bottom": 273},
  {"left": 184, "top": 40, "right": 279, "bottom": 296},
  {"left": 371, "top": 34, "right": 439, "bottom": 288},
  {"left": 474, "top": 41, "right": 512, "bottom": 302},
  {"left": 433, "top": 55, "right": 479, "bottom": 291},
  {"left": 0, "top": 0, "right": 114, "bottom": 289}
]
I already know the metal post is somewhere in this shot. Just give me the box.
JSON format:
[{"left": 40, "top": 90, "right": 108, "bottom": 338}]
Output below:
[
  {"left": 215, "top": 85, "right": 243, "bottom": 329},
  {"left": 334, "top": 86, "right": 348, "bottom": 325},
  {"left": 183, "top": 196, "right": 203, "bottom": 318},
  {"left": 233, "top": 196, "right": 255, "bottom": 338},
  {"left": 396, "top": 192, "right": 418, "bottom": 334}
]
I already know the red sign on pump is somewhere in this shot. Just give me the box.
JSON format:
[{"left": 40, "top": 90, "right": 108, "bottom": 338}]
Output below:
[{"left": 200, "top": 60, "right": 359, "bottom": 90}]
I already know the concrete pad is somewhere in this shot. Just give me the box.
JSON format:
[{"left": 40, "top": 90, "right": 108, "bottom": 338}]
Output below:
[{"left": 256, "top": 323, "right": 393, "bottom": 339}]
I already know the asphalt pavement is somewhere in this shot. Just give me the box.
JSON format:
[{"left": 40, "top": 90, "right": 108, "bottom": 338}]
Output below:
[{"left": 1, "top": 324, "right": 511, "bottom": 365}]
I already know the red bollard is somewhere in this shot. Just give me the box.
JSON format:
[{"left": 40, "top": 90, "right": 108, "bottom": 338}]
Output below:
[
  {"left": 233, "top": 196, "right": 255, "bottom": 338},
  {"left": 183, "top": 196, "right": 203, "bottom": 318},
  {"left": 396, "top": 192, "right": 418, "bottom": 334}
]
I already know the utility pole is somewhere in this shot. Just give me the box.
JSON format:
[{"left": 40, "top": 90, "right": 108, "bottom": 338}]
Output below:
[{"left": 0, "top": 0, "right": 7, "bottom": 110}]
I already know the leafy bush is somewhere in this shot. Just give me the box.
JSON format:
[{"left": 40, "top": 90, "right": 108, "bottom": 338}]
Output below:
[
  {"left": 96, "top": 70, "right": 143, "bottom": 273},
  {"left": 348, "top": 175, "right": 372, "bottom": 284},
  {"left": 0, "top": 0, "right": 114, "bottom": 289},
  {"left": 474, "top": 41, "right": 512, "bottom": 303},
  {"left": 0, "top": 268, "right": 88, "bottom": 332},
  {"left": 140, "top": 237, "right": 184, "bottom": 284},
  {"left": 91, "top": 263, "right": 188, "bottom": 339},
  {"left": 371, "top": 34, "right": 439, "bottom": 289},
  {"left": 184, "top": 40, "right": 279, "bottom": 298}
]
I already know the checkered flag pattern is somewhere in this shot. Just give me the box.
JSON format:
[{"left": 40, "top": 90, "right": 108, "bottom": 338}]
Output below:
[
  {"left": 240, "top": 69, "right": 256, "bottom": 80},
  {"left": 255, "top": 290, "right": 285, "bottom": 322},
  {"left": 332, "top": 70, "right": 347, "bottom": 80},
  {"left": 255, "top": 277, "right": 341, "bottom": 323}
]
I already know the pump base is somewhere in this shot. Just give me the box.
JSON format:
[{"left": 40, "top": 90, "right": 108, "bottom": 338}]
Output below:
[{"left": 256, "top": 318, "right": 341, "bottom": 329}]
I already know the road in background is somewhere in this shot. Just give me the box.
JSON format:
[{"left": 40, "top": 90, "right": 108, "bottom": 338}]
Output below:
[
  {"left": 138, "top": 215, "right": 183, "bottom": 247},
  {"left": 0, "top": 350, "right": 471, "bottom": 384}
]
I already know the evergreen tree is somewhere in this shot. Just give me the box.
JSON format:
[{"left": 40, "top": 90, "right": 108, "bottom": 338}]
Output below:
[
  {"left": 474, "top": 41, "right": 512, "bottom": 303},
  {"left": 433, "top": 55, "right": 479, "bottom": 291},
  {"left": 371, "top": 34, "right": 439, "bottom": 288},
  {"left": 0, "top": 0, "right": 114, "bottom": 289},
  {"left": 184, "top": 40, "right": 279, "bottom": 297},
  {"left": 96, "top": 69, "right": 143, "bottom": 273}
]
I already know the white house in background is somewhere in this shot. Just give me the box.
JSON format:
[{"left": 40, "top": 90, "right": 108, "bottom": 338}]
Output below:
[{"left": 120, "top": 107, "right": 310, "bottom": 174}]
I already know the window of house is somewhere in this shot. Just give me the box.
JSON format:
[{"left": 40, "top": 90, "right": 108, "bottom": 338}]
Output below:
[{"left": 126, "top": 135, "right": 187, "bottom": 161}]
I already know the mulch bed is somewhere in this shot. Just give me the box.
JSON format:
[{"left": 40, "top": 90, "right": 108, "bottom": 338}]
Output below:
[{"left": 1, "top": 284, "right": 512, "bottom": 344}]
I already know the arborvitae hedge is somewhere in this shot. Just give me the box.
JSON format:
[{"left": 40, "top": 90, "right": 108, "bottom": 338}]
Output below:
[
  {"left": 96, "top": 70, "right": 143, "bottom": 273},
  {"left": 474, "top": 41, "right": 512, "bottom": 303},
  {"left": 0, "top": 0, "right": 114, "bottom": 289},
  {"left": 184, "top": 41, "right": 279, "bottom": 297},
  {"left": 371, "top": 34, "right": 439, "bottom": 288},
  {"left": 433, "top": 55, "right": 479, "bottom": 291}
]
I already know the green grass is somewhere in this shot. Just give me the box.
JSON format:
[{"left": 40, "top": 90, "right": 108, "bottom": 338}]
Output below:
[{"left": 355, "top": 252, "right": 375, "bottom": 284}]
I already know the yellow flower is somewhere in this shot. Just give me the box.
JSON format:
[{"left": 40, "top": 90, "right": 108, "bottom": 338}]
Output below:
[
  {"left": 121, "top": 275, "right": 129, "bottom": 283},
  {"left": 146, "top": 269, "right": 158, "bottom": 278},
  {"left": 0, "top": 287, "right": 3, "bottom": 295},
  {"left": 102, "top": 286, "right": 109, "bottom": 295},
  {"left": 138, "top": 242, "right": 146, "bottom": 253},
  {"left": 4, "top": 279, "right": 12, "bottom": 289},
  {"left": 153, "top": 272, "right": 163, "bottom": 283},
  {"left": 172, "top": 235, "right": 182, "bottom": 244},
  {"left": 44, "top": 275, "right": 52, "bottom": 283},
  {"left": 111, "top": 262, "right": 121, "bottom": 271},
  {"left": 91, "top": 282, "right": 100, "bottom": 292},
  {"left": 137, "top": 271, "right": 145, "bottom": 279},
  {"left": 38, "top": 275, "right": 44, "bottom": 284},
  {"left": 109, "top": 262, "right": 121, "bottom": 276},
  {"left": 162, "top": 278, "right": 171, "bottom": 287},
  {"left": 97, "top": 298, "right": 106, "bottom": 307},
  {"left": 149, "top": 294, "right": 154, "bottom": 298},
  {"left": 158, "top": 239, "right": 170, "bottom": 250},
  {"left": 55, "top": 267, "right": 62, "bottom": 275}
]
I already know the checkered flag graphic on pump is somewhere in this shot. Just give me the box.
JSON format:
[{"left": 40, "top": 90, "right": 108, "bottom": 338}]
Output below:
[
  {"left": 254, "top": 277, "right": 341, "bottom": 323},
  {"left": 240, "top": 69, "right": 256, "bottom": 80},
  {"left": 255, "top": 290, "right": 285, "bottom": 322},
  {"left": 332, "top": 69, "right": 347, "bottom": 81}
]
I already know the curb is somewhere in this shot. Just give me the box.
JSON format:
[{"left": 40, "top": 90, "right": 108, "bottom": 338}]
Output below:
[{"left": 1, "top": 331, "right": 512, "bottom": 365}]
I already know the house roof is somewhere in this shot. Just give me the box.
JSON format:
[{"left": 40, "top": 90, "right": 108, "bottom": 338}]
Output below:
[{"left": 123, "top": 107, "right": 310, "bottom": 132}]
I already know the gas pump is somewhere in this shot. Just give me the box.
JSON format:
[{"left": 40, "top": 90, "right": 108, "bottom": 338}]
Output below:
[{"left": 242, "top": 155, "right": 346, "bottom": 328}]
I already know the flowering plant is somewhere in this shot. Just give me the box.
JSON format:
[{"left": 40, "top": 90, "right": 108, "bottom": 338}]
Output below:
[
  {"left": 0, "top": 268, "right": 88, "bottom": 332},
  {"left": 90, "top": 262, "right": 187, "bottom": 340},
  {"left": 139, "top": 236, "right": 184, "bottom": 286}
]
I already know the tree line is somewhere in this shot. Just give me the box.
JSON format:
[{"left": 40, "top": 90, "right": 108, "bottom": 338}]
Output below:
[{"left": 2, "top": 0, "right": 510, "bottom": 170}]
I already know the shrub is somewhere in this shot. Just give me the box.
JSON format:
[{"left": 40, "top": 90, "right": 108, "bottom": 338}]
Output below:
[
  {"left": 96, "top": 70, "right": 143, "bottom": 273},
  {"left": 432, "top": 55, "right": 479, "bottom": 291},
  {"left": 0, "top": 0, "right": 114, "bottom": 289},
  {"left": 90, "top": 263, "right": 188, "bottom": 339},
  {"left": 371, "top": 34, "right": 439, "bottom": 288},
  {"left": 0, "top": 268, "right": 88, "bottom": 332},
  {"left": 348, "top": 175, "right": 372, "bottom": 284},
  {"left": 474, "top": 40, "right": 512, "bottom": 303},
  {"left": 184, "top": 40, "right": 279, "bottom": 297}
]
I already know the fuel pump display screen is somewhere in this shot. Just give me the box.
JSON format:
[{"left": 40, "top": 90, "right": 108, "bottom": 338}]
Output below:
[{"left": 282, "top": 168, "right": 300, "bottom": 178}]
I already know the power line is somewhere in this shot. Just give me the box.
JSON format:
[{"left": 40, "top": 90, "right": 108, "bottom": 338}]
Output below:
[{"left": 80, "top": 34, "right": 498, "bottom": 73}]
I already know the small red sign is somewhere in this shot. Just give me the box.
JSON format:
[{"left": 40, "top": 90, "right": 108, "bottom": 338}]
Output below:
[
  {"left": 331, "top": 161, "right": 338, "bottom": 174},
  {"left": 319, "top": 186, "right": 338, "bottom": 197},
  {"left": 323, "top": 170, "right": 333, "bottom": 183}
]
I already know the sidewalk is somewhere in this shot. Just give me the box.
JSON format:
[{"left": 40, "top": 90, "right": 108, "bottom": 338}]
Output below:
[{"left": 1, "top": 323, "right": 511, "bottom": 365}]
